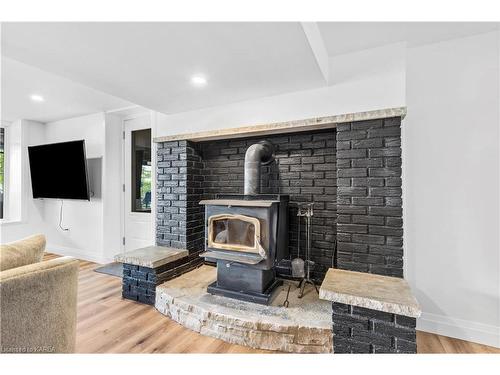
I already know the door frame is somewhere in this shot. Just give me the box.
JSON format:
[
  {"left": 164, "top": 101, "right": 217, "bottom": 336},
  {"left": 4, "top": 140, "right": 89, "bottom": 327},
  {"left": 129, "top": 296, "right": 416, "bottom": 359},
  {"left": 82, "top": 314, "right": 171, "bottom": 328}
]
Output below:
[{"left": 120, "top": 111, "right": 155, "bottom": 252}]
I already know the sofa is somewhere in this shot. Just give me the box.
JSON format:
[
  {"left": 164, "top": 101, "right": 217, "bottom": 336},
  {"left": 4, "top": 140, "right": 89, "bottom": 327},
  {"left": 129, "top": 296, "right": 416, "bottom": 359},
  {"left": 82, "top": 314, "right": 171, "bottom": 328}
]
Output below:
[{"left": 0, "top": 234, "right": 79, "bottom": 353}]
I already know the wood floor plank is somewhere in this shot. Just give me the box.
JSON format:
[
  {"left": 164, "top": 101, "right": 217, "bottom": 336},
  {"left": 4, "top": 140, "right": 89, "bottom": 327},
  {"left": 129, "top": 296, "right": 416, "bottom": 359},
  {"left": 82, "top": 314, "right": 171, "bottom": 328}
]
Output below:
[
  {"left": 416, "top": 331, "right": 446, "bottom": 353},
  {"left": 110, "top": 318, "right": 170, "bottom": 353},
  {"left": 44, "top": 253, "right": 500, "bottom": 354}
]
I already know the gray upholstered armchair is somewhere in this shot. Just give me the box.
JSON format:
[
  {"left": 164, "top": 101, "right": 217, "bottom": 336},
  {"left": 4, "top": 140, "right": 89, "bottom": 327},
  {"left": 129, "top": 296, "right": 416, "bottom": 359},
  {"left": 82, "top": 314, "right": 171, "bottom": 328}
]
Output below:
[{"left": 0, "top": 234, "right": 79, "bottom": 353}]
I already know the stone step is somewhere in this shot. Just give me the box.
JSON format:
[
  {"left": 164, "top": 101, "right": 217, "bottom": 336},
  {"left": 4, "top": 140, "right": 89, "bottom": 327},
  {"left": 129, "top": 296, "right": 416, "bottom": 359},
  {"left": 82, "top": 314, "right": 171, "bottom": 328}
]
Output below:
[{"left": 155, "top": 265, "right": 333, "bottom": 353}]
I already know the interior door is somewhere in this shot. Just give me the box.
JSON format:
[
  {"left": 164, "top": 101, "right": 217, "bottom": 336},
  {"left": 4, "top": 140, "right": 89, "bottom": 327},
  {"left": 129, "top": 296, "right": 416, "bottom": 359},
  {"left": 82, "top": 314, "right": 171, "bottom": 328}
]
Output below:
[{"left": 123, "top": 115, "right": 153, "bottom": 251}]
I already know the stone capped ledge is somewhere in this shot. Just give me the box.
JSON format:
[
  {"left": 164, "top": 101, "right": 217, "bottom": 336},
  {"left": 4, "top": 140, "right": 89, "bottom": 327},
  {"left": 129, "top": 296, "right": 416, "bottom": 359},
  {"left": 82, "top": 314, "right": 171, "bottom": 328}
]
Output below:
[
  {"left": 116, "top": 245, "right": 199, "bottom": 305},
  {"left": 153, "top": 107, "right": 407, "bottom": 143},
  {"left": 319, "top": 268, "right": 420, "bottom": 354},
  {"left": 114, "top": 245, "right": 188, "bottom": 268},
  {"left": 319, "top": 268, "right": 421, "bottom": 318}
]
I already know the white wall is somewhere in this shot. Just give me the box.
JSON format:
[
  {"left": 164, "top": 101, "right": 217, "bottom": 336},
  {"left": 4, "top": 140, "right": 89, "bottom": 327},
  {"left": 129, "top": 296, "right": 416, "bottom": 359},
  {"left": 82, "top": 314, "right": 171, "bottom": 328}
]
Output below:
[
  {"left": 405, "top": 31, "right": 500, "bottom": 347},
  {"left": 1, "top": 112, "right": 134, "bottom": 263},
  {"left": 41, "top": 113, "right": 106, "bottom": 263},
  {"left": 329, "top": 42, "right": 406, "bottom": 86},
  {"left": 155, "top": 43, "right": 405, "bottom": 137},
  {"left": 40, "top": 113, "right": 126, "bottom": 263}
]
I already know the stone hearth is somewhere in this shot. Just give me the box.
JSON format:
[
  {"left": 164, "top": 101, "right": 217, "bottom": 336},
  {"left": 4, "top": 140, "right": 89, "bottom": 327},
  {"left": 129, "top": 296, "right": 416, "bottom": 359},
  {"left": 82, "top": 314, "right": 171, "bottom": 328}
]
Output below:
[{"left": 155, "top": 266, "right": 333, "bottom": 353}]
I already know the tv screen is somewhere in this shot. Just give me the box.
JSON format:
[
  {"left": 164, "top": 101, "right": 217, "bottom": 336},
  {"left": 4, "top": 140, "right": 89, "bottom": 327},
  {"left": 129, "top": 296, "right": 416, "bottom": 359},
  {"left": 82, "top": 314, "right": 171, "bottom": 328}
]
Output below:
[{"left": 28, "top": 140, "right": 90, "bottom": 200}]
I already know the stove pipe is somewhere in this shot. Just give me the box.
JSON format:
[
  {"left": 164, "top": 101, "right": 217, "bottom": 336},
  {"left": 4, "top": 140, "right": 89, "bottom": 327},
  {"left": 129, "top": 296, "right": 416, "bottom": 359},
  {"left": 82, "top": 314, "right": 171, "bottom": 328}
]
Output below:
[{"left": 244, "top": 140, "right": 275, "bottom": 195}]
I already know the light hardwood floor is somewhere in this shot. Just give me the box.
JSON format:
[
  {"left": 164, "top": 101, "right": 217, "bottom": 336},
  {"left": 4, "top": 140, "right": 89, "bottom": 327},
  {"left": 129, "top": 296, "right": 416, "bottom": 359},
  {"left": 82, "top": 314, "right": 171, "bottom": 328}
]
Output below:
[{"left": 44, "top": 253, "right": 500, "bottom": 354}]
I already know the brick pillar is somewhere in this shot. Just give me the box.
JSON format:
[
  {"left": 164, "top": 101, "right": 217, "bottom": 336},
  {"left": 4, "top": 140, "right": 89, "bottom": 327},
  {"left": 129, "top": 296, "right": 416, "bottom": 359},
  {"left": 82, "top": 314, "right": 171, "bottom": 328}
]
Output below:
[
  {"left": 185, "top": 142, "right": 205, "bottom": 252},
  {"left": 332, "top": 302, "right": 417, "bottom": 353},
  {"left": 156, "top": 140, "right": 204, "bottom": 253},
  {"left": 336, "top": 117, "right": 403, "bottom": 277}
]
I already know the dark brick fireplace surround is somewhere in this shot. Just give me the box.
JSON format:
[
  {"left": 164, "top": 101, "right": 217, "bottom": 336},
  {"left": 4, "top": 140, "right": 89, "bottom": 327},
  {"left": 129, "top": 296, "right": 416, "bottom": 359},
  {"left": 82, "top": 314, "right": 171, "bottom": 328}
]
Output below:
[{"left": 155, "top": 115, "right": 403, "bottom": 282}]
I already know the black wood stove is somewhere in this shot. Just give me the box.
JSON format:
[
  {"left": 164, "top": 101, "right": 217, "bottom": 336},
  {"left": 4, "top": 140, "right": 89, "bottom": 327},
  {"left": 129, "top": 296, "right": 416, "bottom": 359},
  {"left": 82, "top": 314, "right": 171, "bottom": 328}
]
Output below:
[{"left": 199, "top": 141, "right": 289, "bottom": 304}]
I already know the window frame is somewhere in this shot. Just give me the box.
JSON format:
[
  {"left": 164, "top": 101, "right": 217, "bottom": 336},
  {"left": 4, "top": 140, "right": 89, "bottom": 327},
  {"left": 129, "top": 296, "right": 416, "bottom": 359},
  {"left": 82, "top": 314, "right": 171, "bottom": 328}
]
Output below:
[
  {"left": 130, "top": 128, "right": 152, "bottom": 213},
  {"left": 0, "top": 120, "right": 26, "bottom": 225},
  {"left": 0, "top": 126, "right": 5, "bottom": 220}
]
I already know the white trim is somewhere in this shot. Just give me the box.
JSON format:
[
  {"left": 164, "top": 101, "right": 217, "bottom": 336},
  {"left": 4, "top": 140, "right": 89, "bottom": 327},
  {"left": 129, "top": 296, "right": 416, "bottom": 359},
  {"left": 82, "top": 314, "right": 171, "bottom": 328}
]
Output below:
[
  {"left": 47, "top": 243, "right": 113, "bottom": 265},
  {"left": 0, "top": 218, "right": 25, "bottom": 225},
  {"left": 106, "top": 106, "right": 151, "bottom": 121},
  {"left": 150, "top": 111, "right": 157, "bottom": 247},
  {"left": 20, "top": 121, "right": 29, "bottom": 222},
  {"left": 0, "top": 124, "right": 7, "bottom": 221},
  {"left": 105, "top": 105, "right": 142, "bottom": 114},
  {"left": 0, "top": 120, "right": 12, "bottom": 127},
  {"left": 121, "top": 111, "right": 153, "bottom": 122},
  {"left": 497, "top": 29, "right": 500, "bottom": 352},
  {"left": 121, "top": 114, "right": 154, "bottom": 252},
  {"left": 120, "top": 116, "right": 126, "bottom": 253},
  {"left": 418, "top": 312, "right": 500, "bottom": 348}
]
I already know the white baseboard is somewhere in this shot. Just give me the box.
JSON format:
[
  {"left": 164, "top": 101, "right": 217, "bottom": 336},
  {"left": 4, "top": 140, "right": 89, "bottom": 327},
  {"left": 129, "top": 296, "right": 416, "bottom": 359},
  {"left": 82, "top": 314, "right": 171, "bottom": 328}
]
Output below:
[
  {"left": 46, "top": 243, "right": 113, "bottom": 265},
  {"left": 418, "top": 311, "right": 500, "bottom": 348}
]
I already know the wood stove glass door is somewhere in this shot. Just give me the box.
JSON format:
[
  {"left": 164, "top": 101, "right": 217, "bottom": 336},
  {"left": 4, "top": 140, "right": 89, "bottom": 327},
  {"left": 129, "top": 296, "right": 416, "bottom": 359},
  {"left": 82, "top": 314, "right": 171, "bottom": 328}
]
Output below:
[{"left": 208, "top": 214, "right": 264, "bottom": 256}]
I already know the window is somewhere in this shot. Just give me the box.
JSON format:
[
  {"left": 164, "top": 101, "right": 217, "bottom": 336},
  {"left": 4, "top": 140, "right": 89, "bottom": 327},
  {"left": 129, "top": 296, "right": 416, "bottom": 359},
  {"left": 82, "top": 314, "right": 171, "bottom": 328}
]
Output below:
[
  {"left": 208, "top": 214, "right": 262, "bottom": 254},
  {"left": 131, "top": 128, "right": 151, "bottom": 212},
  {"left": 1, "top": 121, "right": 22, "bottom": 222},
  {"left": 0, "top": 127, "right": 4, "bottom": 219}
]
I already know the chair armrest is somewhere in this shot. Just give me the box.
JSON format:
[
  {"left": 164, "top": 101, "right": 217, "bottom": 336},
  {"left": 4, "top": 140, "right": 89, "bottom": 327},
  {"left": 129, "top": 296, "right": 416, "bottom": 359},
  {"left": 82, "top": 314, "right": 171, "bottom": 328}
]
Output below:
[
  {"left": 0, "top": 256, "right": 79, "bottom": 353},
  {"left": 0, "top": 234, "right": 46, "bottom": 271}
]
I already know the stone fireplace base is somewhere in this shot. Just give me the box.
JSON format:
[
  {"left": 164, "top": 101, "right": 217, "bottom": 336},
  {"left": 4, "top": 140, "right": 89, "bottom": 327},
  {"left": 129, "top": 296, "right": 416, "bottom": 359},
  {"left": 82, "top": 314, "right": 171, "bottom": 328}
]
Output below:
[{"left": 155, "top": 265, "right": 332, "bottom": 353}]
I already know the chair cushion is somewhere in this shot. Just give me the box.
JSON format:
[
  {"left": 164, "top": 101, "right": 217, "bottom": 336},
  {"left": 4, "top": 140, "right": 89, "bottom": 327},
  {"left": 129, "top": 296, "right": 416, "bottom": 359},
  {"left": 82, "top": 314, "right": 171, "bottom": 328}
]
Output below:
[{"left": 0, "top": 234, "right": 46, "bottom": 271}]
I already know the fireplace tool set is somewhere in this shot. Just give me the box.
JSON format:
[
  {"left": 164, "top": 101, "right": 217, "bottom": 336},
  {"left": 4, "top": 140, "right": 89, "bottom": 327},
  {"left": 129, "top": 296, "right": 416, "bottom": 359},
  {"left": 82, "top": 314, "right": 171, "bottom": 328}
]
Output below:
[{"left": 295, "top": 202, "right": 318, "bottom": 298}]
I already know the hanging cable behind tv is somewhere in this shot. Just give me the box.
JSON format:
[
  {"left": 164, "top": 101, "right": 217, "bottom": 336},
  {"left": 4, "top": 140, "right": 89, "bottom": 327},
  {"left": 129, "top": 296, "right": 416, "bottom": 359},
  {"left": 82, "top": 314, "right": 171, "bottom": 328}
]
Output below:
[{"left": 59, "top": 199, "right": 70, "bottom": 231}]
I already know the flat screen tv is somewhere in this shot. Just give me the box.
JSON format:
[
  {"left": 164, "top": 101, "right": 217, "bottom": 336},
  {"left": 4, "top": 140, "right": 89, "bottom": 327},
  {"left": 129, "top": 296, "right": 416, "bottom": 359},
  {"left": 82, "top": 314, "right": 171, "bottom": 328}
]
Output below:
[{"left": 28, "top": 140, "right": 90, "bottom": 200}]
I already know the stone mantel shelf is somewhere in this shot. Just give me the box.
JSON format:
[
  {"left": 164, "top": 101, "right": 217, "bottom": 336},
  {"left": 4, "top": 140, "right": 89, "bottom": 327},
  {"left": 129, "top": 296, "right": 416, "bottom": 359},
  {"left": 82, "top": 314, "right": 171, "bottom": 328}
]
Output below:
[
  {"left": 114, "top": 246, "right": 188, "bottom": 268},
  {"left": 153, "top": 106, "right": 407, "bottom": 143},
  {"left": 319, "top": 268, "right": 421, "bottom": 318}
]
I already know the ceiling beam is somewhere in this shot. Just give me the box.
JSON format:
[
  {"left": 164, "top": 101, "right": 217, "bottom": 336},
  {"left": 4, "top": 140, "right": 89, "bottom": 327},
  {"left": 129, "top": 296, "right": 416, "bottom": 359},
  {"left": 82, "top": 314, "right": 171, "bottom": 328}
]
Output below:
[{"left": 300, "top": 22, "right": 330, "bottom": 84}]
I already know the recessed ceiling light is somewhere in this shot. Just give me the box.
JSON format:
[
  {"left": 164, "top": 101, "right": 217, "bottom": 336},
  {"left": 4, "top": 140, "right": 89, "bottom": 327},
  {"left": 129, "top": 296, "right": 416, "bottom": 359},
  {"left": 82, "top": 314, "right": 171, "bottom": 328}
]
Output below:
[
  {"left": 190, "top": 75, "right": 207, "bottom": 87},
  {"left": 30, "top": 94, "right": 45, "bottom": 102}
]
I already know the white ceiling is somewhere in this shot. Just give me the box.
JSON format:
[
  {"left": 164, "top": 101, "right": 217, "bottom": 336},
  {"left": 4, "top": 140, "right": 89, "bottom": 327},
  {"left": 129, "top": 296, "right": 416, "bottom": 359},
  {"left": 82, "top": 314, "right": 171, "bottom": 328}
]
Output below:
[
  {"left": 1, "top": 22, "right": 499, "bottom": 123},
  {"left": 1, "top": 57, "right": 133, "bottom": 123},
  {"left": 318, "top": 22, "right": 498, "bottom": 56},
  {"left": 1, "top": 22, "right": 325, "bottom": 117}
]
